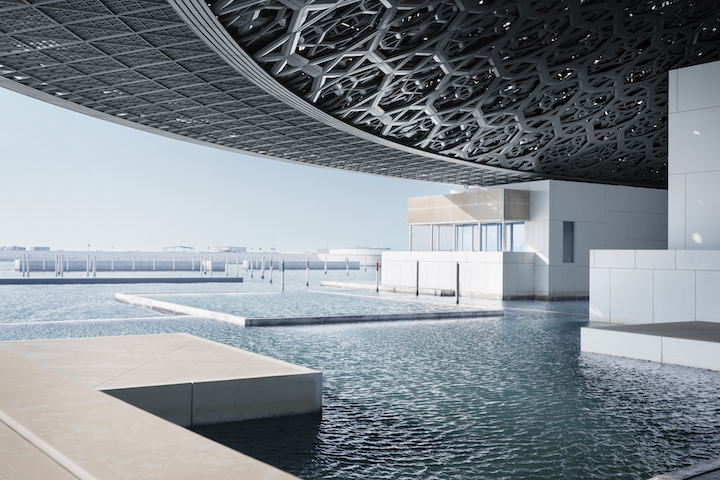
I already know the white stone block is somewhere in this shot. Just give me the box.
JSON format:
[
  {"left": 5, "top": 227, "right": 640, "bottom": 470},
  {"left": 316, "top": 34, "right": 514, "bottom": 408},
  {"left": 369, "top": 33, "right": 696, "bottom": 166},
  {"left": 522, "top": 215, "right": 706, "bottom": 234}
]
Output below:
[
  {"left": 635, "top": 250, "right": 675, "bottom": 270},
  {"left": 438, "top": 261, "right": 455, "bottom": 289},
  {"left": 652, "top": 269, "right": 696, "bottom": 323},
  {"left": 527, "top": 220, "right": 547, "bottom": 260},
  {"left": 668, "top": 174, "right": 686, "bottom": 250},
  {"left": 534, "top": 265, "right": 549, "bottom": 297},
  {"left": 603, "top": 211, "right": 629, "bottom": 248},
  {"left": 610, "top": 268, "right": 653, "bottom": 324},
  {"left": 562, "top": 264, "right": 576, "bottom": 296},
  {"left": 696, "top": 271, "right": 720, "bottom": 322},
  {"left": 575, "top": 265, "right": 590, "bottom": 296},
  {"left": 552, "top": 181, "right": 583, "bottom": 220},
  {"left": 668, "top": 68, "right": 678, "bottom": 114},
  {"left": 487, "top": 262, "right": 503, "bottom": 296},
  {"left": 644, "top": 188, "right": 668, "bottom": 215},
  {"left": 582, "top": 183, "right": 605, "bottom": 223},
  {"left": 594, "top": 249, "right": 635, "bottom": 269},
  {"left": 580, "top": 328, "right": 662, "bottom": 362},
  {"left": 684, "top": 171, "right": 720, "bottom": 250},
  {"left": 503, "top": 264, "right": 518, "bottom": 297},
  {"left": 662, "top": 337, "right": 720, "bottom": 371},
  {"left": 627, "top": 212, "right": 667, "bottom": 242},
  {"left": 676, "top": 250, "right": 720, "bottom": 271},
  {"left": 528, "top": 183, "right": 550, "bottom": 221},
  {"left": 453, "top": 252, "right": 469, "bottom": 263},
  {"left": 670, "top": 108, "right": 720, "bottom": 175},
  {"left": 574, "top": 222, "right": 605, "bottom": 266},
  {"left": 549, "top": 264, "right": 563, "bottom": 297},
  {"left": 459, "top": 262, "right": 472, "bottom": 296},
  {"left": 548, "top": 220, "right": 564, "bottom": 266},
  {"left": 517, "top": 263, "right": 535, "bottom": 296},
  {"left": 470, "top": 262, "right": 489, "bottom": 294},
  {"left": 604, "top": 185, "right": 631, "bottom": 212},
  {"left": 627, "top": 187, "right": 651, "bottom": 214},
  {"left": 677, "top": 61, "right": 720, "bottom": 112}
]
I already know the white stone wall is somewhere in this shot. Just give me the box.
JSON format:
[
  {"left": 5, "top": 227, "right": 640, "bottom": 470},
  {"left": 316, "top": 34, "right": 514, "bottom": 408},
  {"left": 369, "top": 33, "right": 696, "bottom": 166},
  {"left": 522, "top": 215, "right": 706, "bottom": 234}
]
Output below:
[
  {"left": 668, "top": 61, "right": 720, "bottom": 249},
  {"left": 589, "top": 249, "right": 720, "bottom": 324},
  {"left": 390, "top": 180, "right": 667, "bottom": 299},
  {"left": 496, "top": 180, "right": 666, "bottom": 298},
  {"left": 381, "top": 251, "right": 535, "bottom": 299}
]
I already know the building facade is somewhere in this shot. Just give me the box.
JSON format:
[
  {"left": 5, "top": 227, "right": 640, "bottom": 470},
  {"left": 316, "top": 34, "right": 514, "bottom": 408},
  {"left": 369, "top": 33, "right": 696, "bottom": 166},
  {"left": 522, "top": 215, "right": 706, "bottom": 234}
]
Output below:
[
  {"left": 589, "top": 60, "right": 720, "bottom": 324},
  {"left": 383, "top": 180, "right": 667, "bottom": 299}
]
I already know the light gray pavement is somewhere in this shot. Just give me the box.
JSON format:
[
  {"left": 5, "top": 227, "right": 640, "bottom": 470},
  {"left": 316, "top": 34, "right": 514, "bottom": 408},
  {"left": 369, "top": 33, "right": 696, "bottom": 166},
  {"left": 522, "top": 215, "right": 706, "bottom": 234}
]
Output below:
[
  {"left": 0, "top": 343, "right": 301, "bottom": 480},
  {"left": 594, "top": 322, "right": 720, "bottom": 343},
  {"left": 0, "top": 333, "right": 322, "bottom": 426}
]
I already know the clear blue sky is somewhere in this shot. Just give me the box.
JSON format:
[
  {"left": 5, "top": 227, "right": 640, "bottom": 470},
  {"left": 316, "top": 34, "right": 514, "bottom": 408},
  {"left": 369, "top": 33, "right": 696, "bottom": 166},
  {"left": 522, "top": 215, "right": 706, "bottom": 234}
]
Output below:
[{"left": 0, "top": 87, "right": 455, "bottom": 252}]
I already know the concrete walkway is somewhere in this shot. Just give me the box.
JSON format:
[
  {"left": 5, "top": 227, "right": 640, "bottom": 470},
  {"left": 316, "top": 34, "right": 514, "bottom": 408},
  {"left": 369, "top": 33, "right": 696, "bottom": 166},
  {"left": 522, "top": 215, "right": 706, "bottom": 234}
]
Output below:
[
  {"left": 0, "top": 340, "right": 302, "bottom": 479},
  {"left": 0, "top": 333, "right": 321, "bottom": 426}
]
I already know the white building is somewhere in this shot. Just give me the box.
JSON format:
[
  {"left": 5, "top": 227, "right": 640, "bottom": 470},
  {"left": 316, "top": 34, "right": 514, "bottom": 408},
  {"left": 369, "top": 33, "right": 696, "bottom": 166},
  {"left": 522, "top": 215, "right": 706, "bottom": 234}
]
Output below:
[
  {"left": 318, "top": 248, "right": 387, "bottom": 266},
  {"left": 588, "top": 60, "right": 720, "bottom": 324},
  {"left": 382, "top": 180, "right": 667, "bottom": 299}
]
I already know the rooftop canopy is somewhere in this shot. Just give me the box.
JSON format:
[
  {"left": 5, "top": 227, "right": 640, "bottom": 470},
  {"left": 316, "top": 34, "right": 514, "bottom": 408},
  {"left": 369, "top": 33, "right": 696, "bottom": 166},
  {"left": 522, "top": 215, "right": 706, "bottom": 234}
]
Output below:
[{"left": 1, "top": 0, "right": 718, "bottom": 187}]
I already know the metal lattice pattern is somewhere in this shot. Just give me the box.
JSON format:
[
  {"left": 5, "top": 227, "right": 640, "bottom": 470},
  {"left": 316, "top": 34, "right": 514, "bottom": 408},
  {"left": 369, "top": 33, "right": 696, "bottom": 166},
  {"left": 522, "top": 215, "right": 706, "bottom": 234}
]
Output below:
[
  {"left": 212, "top": 0, "right": 720, "bottom": 187},
  {"left": 0, "top": 0, "right": 538, "bottom": 186}
]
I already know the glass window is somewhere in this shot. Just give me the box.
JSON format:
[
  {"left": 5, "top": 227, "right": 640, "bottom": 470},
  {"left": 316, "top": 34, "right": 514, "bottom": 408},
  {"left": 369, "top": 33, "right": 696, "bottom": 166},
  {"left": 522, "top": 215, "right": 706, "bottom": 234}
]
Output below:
[
  {"left": 456, "top": 224, "right": 478, "bottom": 252},
  {"left": 438, "top": 225, "right": 453, "bottom": 251},
  {"left": 410, "top": 225, "right": 431, "bottom": 251},
  {"left": 505, "top": 222, "right": 525, "bottom": 252},
  {"left": 563, "top": 221, "right": 574, "bottom": 263},
  {"left": 481, "top": 223, "right": 502, "bottom": 252}
]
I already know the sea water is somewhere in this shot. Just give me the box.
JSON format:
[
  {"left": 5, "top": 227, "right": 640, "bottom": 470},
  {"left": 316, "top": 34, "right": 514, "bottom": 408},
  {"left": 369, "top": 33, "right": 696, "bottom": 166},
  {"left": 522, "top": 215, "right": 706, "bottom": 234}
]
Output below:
[{"left": 1, "top": 262, "right": 719, "bottom": 480}]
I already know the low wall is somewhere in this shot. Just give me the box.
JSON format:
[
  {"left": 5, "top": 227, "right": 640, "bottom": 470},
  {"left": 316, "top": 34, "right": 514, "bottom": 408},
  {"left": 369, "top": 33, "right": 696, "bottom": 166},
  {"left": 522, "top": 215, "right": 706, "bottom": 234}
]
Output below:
[
  {"left": 382, "top": 251, "right": 535, "bottom": 299},
  {"left": 589, "top": 249, "right": 720, "bottom": 324},
  {"left": 243, "top": 260, "right": 360, "bottom": 270},
  {"left": 15, "top": 258, "right": 225, "bottom": 272}
]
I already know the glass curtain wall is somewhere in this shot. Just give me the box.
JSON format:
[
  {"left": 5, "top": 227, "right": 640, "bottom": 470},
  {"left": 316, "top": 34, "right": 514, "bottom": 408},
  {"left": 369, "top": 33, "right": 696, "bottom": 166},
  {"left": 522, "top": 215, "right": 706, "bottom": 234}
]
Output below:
[
  {"left": 505, "top": 222, "right": 525, "bottom": 252},
  {"left": 410, "top": 225, "right": 431, "bottom": 251},
  {"left": 433, "top": 225, "right": 453, "bottom": 251},
  {"left": 456, "top": 224, "right": 479, "bottom": 251},
  {"left": 481, "top": 223, "right": 502, "bottom": 252}
]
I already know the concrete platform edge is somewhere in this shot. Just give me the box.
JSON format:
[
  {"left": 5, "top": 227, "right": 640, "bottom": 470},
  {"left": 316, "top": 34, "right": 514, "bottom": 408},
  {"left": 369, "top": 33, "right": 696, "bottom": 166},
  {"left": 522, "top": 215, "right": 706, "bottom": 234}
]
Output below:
[{"left": 648, "top": 456, "right": 720, "bottom": 479}]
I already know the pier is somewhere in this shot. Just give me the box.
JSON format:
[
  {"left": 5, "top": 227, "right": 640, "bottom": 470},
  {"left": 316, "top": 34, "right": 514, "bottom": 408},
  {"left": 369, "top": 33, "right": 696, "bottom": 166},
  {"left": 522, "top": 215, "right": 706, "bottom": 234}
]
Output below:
[
  {"left": 0, "top": 333, "right": 318, "bottom": 479},
  {"left": 0, "top": 277, "right": 243, "bottom": 285}
]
